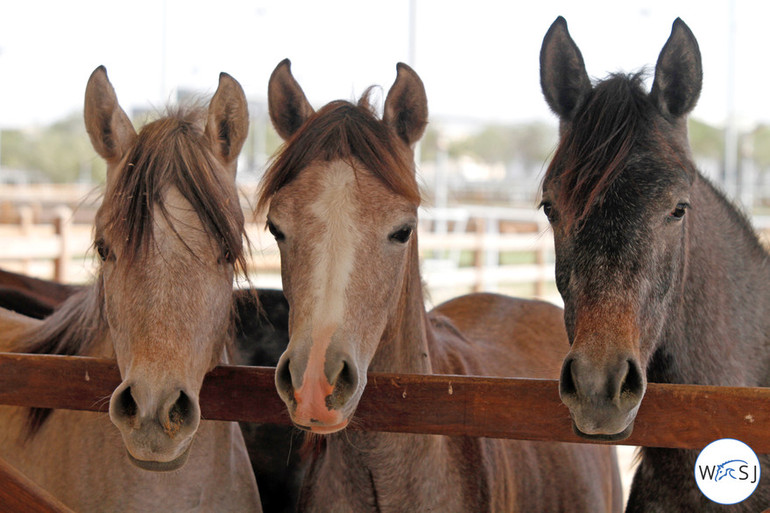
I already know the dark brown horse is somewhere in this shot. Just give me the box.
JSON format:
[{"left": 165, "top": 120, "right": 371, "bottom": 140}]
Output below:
[
  {"left": 540, "top": 17, "right": 770, "bottom": 511},
  {"left": 258, "top": 58, "right": 622, "bottom": 512}
]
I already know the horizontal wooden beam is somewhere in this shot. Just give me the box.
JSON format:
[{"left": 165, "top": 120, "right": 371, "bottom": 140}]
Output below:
[{"left": 1, "top": 352, "right": 769, "bottom": 453}]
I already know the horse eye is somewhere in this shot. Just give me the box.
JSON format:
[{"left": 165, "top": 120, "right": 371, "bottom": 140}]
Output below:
[
  {"left": 266, "top": 220, "right": 285, "bottom": 242},
  {"left": 222, "top": 248, "right": 234, "bottom": 264},
  {"left": 389, "top": 226, "right": 413, "bottom": 244},
  {"left": 669, "top": 202, "right": 689, "bottom": 220},
  {"left": 540, "top": 201, "right": 555, "bottom": 222},
  {"left": 95, "top": 238, "right": 111, "bottom": 261}
]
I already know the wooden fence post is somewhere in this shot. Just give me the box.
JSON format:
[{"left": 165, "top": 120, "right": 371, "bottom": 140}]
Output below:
[
  {"left": 53, "top": 207, "right": 72, "bottom": 283},
  {"left": 534, "top": 217, "right": 552, "bottom": 299},
  {"left": 534, "top": 239, "right": 546, "bottom": 298},
  {"left": 473, "top": 217, "right": 485, "bottom": 293},
  {"left": 18, "top": 205, "right": 34, "bottom": 275}
]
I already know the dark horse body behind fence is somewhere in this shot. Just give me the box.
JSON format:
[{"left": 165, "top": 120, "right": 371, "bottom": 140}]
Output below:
[{"left": 540, "top": 16, "right": 770, "bottom": 511}]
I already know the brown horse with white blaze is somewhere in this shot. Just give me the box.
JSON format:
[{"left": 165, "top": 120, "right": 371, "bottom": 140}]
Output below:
[
  {"left": 0, "top": 67, "right": 261, "bottom": 511},
  {"left": 258, "top": 58, "right": 622, "bottom": 512}
]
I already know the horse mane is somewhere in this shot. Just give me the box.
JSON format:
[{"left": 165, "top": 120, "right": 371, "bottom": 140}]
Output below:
[
  {"left": 98, "top": 106, "right": 248, "bottom": 276},
  {"left": 257, "top": 90, "right": 421, "bottom": 211},
  {"left": 10, "top": 284, "right": 106, "bottom": 436},
  {"left": 546, "top": 72, "right": 665, "bottom": 226},
  {"left": 12, "top": 284, "right": 104, "bottom": 356}
]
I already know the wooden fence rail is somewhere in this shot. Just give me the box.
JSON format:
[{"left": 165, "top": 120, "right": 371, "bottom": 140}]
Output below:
[{"left": 2, "top": 352, "right": 769, "bottom": 453}]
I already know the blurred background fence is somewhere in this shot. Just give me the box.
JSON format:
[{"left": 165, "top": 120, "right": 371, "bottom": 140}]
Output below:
[
  {"left": 0, "top": 183, "right": 768, "bottom": 309},
  {"left": 0, "top": 184, "right": 556, "bottom": 305}
]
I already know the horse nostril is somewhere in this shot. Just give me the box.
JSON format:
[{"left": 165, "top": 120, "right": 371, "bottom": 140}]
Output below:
[
  {"left": 620, "top": 359, "right": 644, "bottom": 398},
  {"left": 338, "top": 360, "right": 354, "bottom": 388},
  {"left": 326, "top": 359, "right": 359, "bottom": 410},
  {"left": 169, "top": 390, "right": 193, "bottom": 428},
  {"left": 275, "top": 356, "right": 293, "bottom": 396},
  {"left": 559, "top": 357, "right": 578, "bottom": 397},
  {"left": 116, "top": 385, "right": 138, "bottom": 419},
  {"left": 158, "top": 388, "right": 200, "bottom": 439}
]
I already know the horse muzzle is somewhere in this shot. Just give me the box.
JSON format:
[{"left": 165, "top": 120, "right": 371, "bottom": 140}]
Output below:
[
  {"left": 275, "top": 347, "right": 362, "bottom": 434},
  {"left": 109, "top": 380, "right": 201, "bottom": 470},
  {"left": 559, "top": 351, "right": 646, "bottom": 440}
]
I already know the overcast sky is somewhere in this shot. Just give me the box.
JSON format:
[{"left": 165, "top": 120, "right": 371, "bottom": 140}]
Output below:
[{"left": 0, "top": 0, "right": 766, "bottom": 130}]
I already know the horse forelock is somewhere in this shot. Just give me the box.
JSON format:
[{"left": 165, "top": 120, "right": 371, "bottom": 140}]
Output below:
[
  {"left": 257, "top": 96, "right": 421, "bottom": 213},
  {"left": 545, "top": 73, "right": 658, "bottom": 227},
  {"left": 99, "top": 107, "right": 248, "bottom": 276}
]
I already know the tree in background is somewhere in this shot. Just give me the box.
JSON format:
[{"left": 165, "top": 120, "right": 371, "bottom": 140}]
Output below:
[
  {"left": 4, "top": 109, "right": 768, "bottom": 211},
  {"left": 1, "top": 113, "right": 106, "bottom": 183},
  {"left": 446, "top": 122, "right": 556, "bottom": 169},
  {"left": 749, "top": 124, "right": 770, "bottom": 169},
  {"left": 688, "top": 118, "right": 724, "bottom": 161}
]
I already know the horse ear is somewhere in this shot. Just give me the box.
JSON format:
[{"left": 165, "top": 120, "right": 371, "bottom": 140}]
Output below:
[
  {"left": 84, "top": 66, "right": 136, "bottom": 166},
  {"left": 650, "top": 18, "right": 702, "bottom": 118},
  {"left": 268, "top": 59, "right": 315, "bottom": 141},
  {"left": 383, "top": 63, "right": 428, "bottom": 147},
  {"left": 205, "top": 72, "right": 249, "bottom": 173},
  {"left": 539, "top": 16, "right": 592, "bottom": 121}
]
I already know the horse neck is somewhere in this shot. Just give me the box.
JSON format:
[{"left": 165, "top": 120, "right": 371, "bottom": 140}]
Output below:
[
  {"left": 304, "top": 430, "right": 473, "bottom": 512},
  {"left": 368, "top": 236, "right": 433, "bottom": 375},
  {"left": 0, "top": 308, "right": 41, "bottom": 351},
  {"left": 655, "top": 174, "right": 770, "bottom": 385},
  {"left": 307, "top": 237, "right": 471, "bottom": 510},
  {"left": 0, "top": 409, "right": 259, "bottom": 511}
]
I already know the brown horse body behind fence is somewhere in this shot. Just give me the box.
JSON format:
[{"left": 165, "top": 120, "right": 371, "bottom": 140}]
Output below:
[
  {"left": 540, "top": 17, "right": 770, "bottom": 511},
  {"left": 0, "top": 67, "right": 261, "bottom": 511},
  {"left": 258, "top": 59, "right": 622, "bottom": 512}
]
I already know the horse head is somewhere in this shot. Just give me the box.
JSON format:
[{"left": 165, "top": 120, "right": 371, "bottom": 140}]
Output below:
[
  {"left": 85, "top": 66, "right": 249, "bottom": 469},
  {"left": 539, "top": 18, "right": 701, "bottom": 440},
  {"left": 258, "top": 60, "right": 427, "bottom": 434}
]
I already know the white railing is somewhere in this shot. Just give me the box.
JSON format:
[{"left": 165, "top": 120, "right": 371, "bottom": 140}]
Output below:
[{"left": 1, "top": 201, "right": 767, "bottom": 307}]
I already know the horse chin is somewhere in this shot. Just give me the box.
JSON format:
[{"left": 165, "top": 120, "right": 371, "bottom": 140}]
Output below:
[
  {"left": 294, "top": 418, "right": 350, "bottom": 435},
  {"left": 125, "top": 443, "right": 193, "bottom": 472},
  {"left": 571, "top": 421, "right": 635, "bottom": 442}
]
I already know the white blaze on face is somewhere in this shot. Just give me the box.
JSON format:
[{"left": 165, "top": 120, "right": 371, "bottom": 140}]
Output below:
[{"left": 301, "top": 161, "right": 361, "bottom": 388}]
